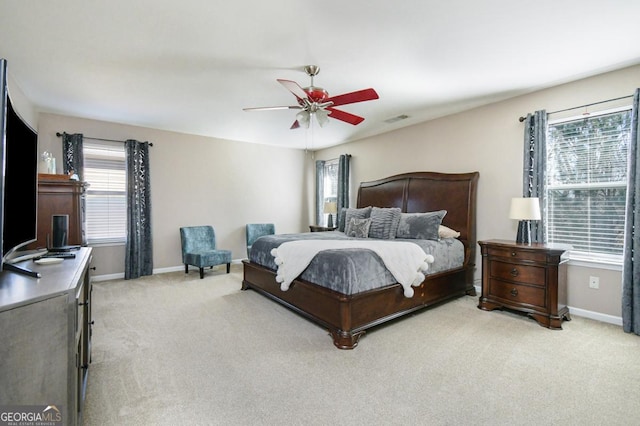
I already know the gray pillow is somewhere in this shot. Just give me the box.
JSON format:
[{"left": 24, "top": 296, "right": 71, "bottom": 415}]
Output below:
[
  {"left": 368, "top": 207, "right": 401, "bottom": 239},
  {"left": 340, "top": 206, "right": 372, "bottom": 232},
  {"left": 396, "top": 210, "right": 447, "bottom": 240},
  {"left": 345, "top": 218, "right": 371, "bottom": 238}
]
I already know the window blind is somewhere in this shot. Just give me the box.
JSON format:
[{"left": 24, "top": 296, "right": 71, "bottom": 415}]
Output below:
[
  {"left": 546, "top": 109, "right": 631, "bottom": 260},
  {"left": 83, "top": 141, "right": 126, "bottom": 244}
]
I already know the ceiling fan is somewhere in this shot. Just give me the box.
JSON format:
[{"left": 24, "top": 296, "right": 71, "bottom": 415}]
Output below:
[{"left": 243, "top": 65, "right": 379, "bottom": 129}]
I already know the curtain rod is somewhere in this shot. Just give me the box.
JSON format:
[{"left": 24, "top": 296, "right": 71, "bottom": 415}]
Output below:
[
  {"left": 56, "top": 132, "right": 153, "bottom": 146},
  {"left": 518, "top": 94, "right": 634, "bottom": 122}
]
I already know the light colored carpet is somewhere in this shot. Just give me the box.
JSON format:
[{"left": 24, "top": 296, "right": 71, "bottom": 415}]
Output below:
[{"left": 83, "top": 264, "right": 640, "bottom": 425}]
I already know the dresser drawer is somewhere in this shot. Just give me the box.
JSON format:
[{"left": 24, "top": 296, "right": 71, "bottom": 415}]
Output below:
[
  {"left": 490, "top": 260, "right": 546, "bottom": 287},
  {"left": 487, "top": 246, "right": 548, "bottom": 263},
  {"left": 489, "top": 279, "right": 546, "bottom": 308}
]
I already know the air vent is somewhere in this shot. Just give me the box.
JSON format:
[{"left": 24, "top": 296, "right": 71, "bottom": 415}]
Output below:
[{"left": 384, "top": 114, "right": 409, "bottom": 124}]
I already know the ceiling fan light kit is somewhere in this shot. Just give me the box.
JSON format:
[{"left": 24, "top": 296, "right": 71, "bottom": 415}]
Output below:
[{"left": 243, "top": 65, "right": 379, "bottom": 129}]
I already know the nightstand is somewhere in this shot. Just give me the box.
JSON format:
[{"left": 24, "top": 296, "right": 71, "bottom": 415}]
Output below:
[
  {"left": 478, "top": 239, "right": 571, "bottom": 329},
  {"left": 309, "top": 225, "right": 337, "bottom": 232}
]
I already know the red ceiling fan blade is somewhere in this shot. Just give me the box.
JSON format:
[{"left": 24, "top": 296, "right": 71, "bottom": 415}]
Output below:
[
  {"left": 327, "top": 107, "right": 365, "bottom": 125},
  {"left": 277, "top": 79, "right": 309, "bottom": 100},
  {"left": 243, "top": 105, "right": 302, "bottom": 112},
  {"left": 326, "top": 88, "right": 379, "bottom": 107}
]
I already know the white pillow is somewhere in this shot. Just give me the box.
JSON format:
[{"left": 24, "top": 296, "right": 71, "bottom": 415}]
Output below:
[{"left": 438, "top": 225, "right": 460, "bottom": 239}]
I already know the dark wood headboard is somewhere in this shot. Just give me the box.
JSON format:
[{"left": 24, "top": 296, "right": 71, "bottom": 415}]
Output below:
[{"left": 357, "top": 171, "right": 479, "bottom": 265}]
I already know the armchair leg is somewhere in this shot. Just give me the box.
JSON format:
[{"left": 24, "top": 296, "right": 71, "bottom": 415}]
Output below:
[
  {"left": 199, "top": 267, "right": 204, "bottom": 279},
  {"left": 184, "top": 264, "right": 188, "bottom": 274},
  {"left": 226, "top": 263, "right": 230, "bottom": 273}
]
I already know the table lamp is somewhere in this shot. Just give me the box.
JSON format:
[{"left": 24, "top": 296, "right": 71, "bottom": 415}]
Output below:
[
  {"left": 324, "top": 201, "right": 337, "bottom": 228},
  {"left": 509, "top": 197, "right": 541, "bottom": 244}
]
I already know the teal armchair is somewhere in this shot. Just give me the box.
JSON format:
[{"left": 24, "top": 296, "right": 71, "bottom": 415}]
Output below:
[
  {"left": 180, "top": 226, "right": 232, "bottom": 279},
  {"left": 246, "top": 223, "right": 275, "bottom": 258}
]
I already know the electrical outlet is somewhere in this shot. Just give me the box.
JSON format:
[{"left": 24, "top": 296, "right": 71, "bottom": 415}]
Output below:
[{"left": 589, "top": 276, "right": 600, "bottom": 289}]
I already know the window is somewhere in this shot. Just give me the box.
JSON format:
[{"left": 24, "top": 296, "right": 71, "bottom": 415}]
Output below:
[
  {"left": 545, "top": 107, "right": 632, "bottom": 263},
  {"left": 83, "top": 141, "right": 127, "bottom": 245},
  {"left": 322, "top": 159, "right": 339, "bottom": 225}
]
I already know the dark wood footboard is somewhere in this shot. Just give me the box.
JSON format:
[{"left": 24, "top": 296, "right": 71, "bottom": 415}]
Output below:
[{"left": 242, "top": 260, "right": 471, "bottom": 349}]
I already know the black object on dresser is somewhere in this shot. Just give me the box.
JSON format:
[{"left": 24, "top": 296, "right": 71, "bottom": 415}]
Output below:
[
  {"left": 0, "top": 247, "right": 93, "bottom": 425},
  {"left": 478, "top": 239, "right": 571, "bottom": 329}
]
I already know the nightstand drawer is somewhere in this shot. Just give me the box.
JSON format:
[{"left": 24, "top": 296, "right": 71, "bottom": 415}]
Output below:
[
  {"left": 487, "top": 246, "right": 548, "bottom": 263},
  {"left": 489, "top": 279, "right": 546, "bottom": 308},
  {"left": 490, "top": 260, "right": 546, "bottom": 287}
]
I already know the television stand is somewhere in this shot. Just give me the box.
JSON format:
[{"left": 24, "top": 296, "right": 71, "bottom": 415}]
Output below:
[{"left": 2, "top": 262, "right": 41, "bottom": 278}]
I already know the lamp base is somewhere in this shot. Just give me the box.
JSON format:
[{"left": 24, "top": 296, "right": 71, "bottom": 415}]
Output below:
[
  {"left": 515, "top": 220, "right": 532, "bottom": 244},
  {"left": 327, "top": 214, "right": 334, "bottom": 228}
]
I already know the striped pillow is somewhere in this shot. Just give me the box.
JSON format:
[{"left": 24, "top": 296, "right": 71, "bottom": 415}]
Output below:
[{"left": 368, "top": 207, "right": 401, "bottom": 239}]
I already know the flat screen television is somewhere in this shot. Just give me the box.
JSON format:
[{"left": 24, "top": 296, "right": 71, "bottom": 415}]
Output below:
[{"left": 0, "top": 58, "right": 40, "bottom": 276}]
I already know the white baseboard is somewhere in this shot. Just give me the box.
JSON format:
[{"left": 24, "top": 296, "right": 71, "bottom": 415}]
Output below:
[
  {"left": 568, "top": 306, "right": 622, "bottom": 326},
  {"left": 92, "top": 258, "right": 245, "bottom": 282},
  {"left": 92, "top": 272, "right": 124, "bottom": 282},
  {"left": 472, "top": 284, "right": 622, "bottom": 327}
]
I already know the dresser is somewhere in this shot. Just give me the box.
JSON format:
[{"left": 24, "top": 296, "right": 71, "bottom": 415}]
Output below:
[
  {"left": 478, "top": 239, "right": 571, "bottom": 329},
  {"left": 0, "top": 248, "right": 93, "bottom": 425}
]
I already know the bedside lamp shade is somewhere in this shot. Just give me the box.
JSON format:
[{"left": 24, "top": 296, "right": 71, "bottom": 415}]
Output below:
[
  {"left": 323, "top": 202, "right": 338, "bottom": 214},
  {"left": 509, "top": 197, "right": 541, "bottom": 244},
  {"left": 324, "top": 202, "right": 337, "bottom": 228}
]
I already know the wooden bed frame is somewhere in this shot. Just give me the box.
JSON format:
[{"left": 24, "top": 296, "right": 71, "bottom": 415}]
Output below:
[{"left": 242, "top": 171, "right": 479, "bottom": 349}]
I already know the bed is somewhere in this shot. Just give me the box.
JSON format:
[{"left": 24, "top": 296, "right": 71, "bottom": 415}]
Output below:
[{"left": 242, "top": 171, "right": 479, "bottom": 349}]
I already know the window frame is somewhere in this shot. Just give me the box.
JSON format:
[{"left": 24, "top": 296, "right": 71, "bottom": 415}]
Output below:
[
  {"left": 82, "top": 140, "right": 127, "bottom": 246},
  {"left": 545, "top": 106, "right": 632, "bottom": 265}
]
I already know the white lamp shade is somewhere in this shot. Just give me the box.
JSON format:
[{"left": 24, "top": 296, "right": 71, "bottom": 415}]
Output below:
[
  {"left": 509, "top": 197, "right": 541, "bottom": 220},
  {"left": 323, "top": 202, "right": 338, "bottom": 214}
]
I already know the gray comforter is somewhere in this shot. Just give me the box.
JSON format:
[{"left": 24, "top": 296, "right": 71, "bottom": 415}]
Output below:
[{"left": 249, "top": 231, "right": 464, "bottom": 295}]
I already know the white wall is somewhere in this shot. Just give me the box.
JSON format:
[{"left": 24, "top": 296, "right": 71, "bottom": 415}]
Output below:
[
  {"left": 315, "top": 64, "right": 640, "bottom": 319},
  {"left": 37, "top": 113, "right": 310, "bottom": 277}
]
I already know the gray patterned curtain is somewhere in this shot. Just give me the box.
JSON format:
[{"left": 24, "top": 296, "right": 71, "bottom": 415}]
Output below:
[
  {"left": 124, "top": 139, "right": 153, "bottom": 279},
  {"left": 622, "top": 88, "right": 640, "bottom": 335},
  {"left": 61, "top": 132, "right": 84, "bottom": 180},
  {"left": 336, "top": 154, "right": 351, "bottom": 229},
  {"left": 522, "top": 110, "right": 547, "bottom": 243},
  {"left": 315, "top": 160, "right": 325, "bottom": 226}
]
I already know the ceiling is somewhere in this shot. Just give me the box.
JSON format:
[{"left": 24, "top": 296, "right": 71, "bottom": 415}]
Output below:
[{"left": 1, "top": 1, "right": 640, "bottom": 150}]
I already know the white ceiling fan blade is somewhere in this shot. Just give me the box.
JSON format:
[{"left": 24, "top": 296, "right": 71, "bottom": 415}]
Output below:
[
  {"left": 243, "top": 105, "right": 302, "bottom": 112},
  {"left": 278, "top": 79, "right": 309, "bottom": 100}
]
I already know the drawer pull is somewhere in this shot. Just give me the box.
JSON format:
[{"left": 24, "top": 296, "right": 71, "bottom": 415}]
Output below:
[
  {"left": 510, "top": 268, "right": 519, "bottom": 277},
  {"left": 510, "top": 288, "right": 519, "bottom": 297},
  {"left": 511, "top": 251, "right": 517, "bottom": 257}
]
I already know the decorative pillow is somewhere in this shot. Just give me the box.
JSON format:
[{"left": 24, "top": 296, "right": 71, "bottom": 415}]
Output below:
[
  {"left": 439, "top": 225, "right": 460, "bottom": 239},
  {"left": 396, "top": 210, "right": 447, "bottom": 240},
  {"left": 345, "top": 218, "right": 371, "bottom": 238},
  {"left": 340, "top": 206, "right": 372, "bottom": 232},
  {"left": 368, "top": 207, "right": 401, "bottom": 239}
]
